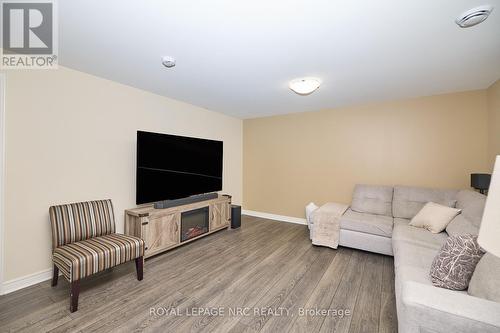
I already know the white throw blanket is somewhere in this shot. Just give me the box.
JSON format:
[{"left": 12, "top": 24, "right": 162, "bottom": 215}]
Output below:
[{"left": 311, "top": 202, "right": 349, "bottom": 249}]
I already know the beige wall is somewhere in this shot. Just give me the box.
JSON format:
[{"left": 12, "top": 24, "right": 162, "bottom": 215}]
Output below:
[
  {"left": 2, "top": 67, "right": 242, "bottom": 281},
  {"left": 244, "top": 91, "right": 490, "bottom": 218},
  {"left": 487, "top": 79, "right": 500, "bottom": 167},
  {"left": 2, "top": 66, "right": 497, "bottom": 282}
]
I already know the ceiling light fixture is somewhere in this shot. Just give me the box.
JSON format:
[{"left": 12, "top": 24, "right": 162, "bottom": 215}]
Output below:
[
  {"left": 161, "top": 56, "right": 176, "bottom": 68},
  {"left": 289, "top": 77, "right": 321, "bottom": 95},
  {"left": 456, "top": 5, "right": 494, "bottom": 28}
]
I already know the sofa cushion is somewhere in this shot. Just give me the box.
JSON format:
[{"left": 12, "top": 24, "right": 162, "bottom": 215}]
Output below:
[
  {"left": 409, "top": 202, "right": 461, "bottom": 233},
  {"left": 393, "top": 219, "right": 449, "bottom": 251},
  {"left": 339, "top": 208, "right": 393, "bottom": 237},
  {"left": 456, "top": 190, "right": 487, "bottom": 228},
  {"left": 392, "top": 186, "right": 458, "bottom": 219},
  {"left": 394, "top": 217, "right": 411, "bottom": 224},
  {"left": 351, "top": 184, "right": 393, "bottom": 216},
  {"left": 430, "top": 235, "right": 484, "bottom": 290},
  {"left": 393, "top": 238, "right": 439, "bottom": 270},
  {"left": 446, "top": 214, "right": 480, "bottom": 236},
  {"left": 468, "top": 253, "right": 500, "bottom": 303},
  {"left": 397, "top": 264, "right": 435, "bottom": 288}
]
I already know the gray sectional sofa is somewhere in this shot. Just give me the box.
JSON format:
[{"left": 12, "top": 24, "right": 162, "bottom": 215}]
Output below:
[{"left": 338, "top": 184, "right": 500, "bottom": 333}]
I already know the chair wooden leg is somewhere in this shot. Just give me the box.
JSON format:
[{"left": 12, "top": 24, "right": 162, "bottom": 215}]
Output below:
[
  {"left": 135, "top": 256, "right": 143, "bottom": 281},
  {"left": 51, "top": 265, "right": 59, "bottom": 287},
  {"left": 70, "top": 280, "right": 80, "bottom": 313}
]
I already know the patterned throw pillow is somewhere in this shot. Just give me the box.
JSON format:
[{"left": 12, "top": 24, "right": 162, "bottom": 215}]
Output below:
[{"left": 430, "top": 235, "right": 485, "bottom": 290}]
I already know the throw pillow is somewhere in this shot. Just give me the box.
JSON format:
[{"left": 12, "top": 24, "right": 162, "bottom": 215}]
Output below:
[
  {"left": 409, "top": 202, "right": 461, "bottom": 233},
  {"left": 430, "top": 235, "right": 485, "bottom": 290},
  {"left": 468, "top": 253, "right": 500, "bottom": 302}
]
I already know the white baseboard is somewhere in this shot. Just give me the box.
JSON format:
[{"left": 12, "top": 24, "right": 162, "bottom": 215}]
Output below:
[
  {"left": 1, "top": 268, "right": 53, "bottom": 295},
  {"left": 242, "top": 210, "right": 307, "bottom": 225},
  {"left": 0, "top": 210, "right": 305, "bottom": 295}
]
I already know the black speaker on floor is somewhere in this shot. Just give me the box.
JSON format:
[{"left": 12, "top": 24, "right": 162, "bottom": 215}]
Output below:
[{"left": 231, "top": 205, "right": 241, "bottom": 229}]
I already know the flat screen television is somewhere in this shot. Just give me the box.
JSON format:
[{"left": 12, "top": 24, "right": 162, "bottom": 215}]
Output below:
[{"left": 136, "top": 131, "right": 223, "bottom": 204}]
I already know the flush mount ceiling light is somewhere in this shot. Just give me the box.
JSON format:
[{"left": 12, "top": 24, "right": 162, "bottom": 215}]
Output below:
[
  {"left": 456, "top": 5, "right": 494, "bottom": 28},
  {"left": 161, "top": 56, "right": 176, "bottom": 68},
  {"left": 289, "top": 77, "right": 321, "bottom": 95}
]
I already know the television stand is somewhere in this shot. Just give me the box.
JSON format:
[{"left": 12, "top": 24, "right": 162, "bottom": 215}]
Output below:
[
  {"left": 125, "top": 194, "right": 232, "bottom": 258},
  {"left": 153, "top": 192, "right": 218, "bottom": 209}
]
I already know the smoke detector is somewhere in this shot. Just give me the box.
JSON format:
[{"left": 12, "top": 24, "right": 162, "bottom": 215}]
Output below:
[
  {"left": 161, "top": 56, "right": 176, "bottom": 68},
  {"left": 456, "top": 5, "right": 494, "bottom": 28}
]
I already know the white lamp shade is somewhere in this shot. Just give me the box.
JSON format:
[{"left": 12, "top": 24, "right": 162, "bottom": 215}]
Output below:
[
  {"left": 478, "top": 155, "right": 500, "bottom": 257},
  {"left": 289, "top": 78, "right": 321, "bottom": 95}
]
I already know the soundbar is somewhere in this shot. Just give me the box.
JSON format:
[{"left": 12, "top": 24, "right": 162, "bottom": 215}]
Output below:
[{"left": 153, "top": 192, "right": 219, "bottom": 209}]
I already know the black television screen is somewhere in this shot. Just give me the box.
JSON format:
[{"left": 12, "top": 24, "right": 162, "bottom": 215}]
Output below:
[{"left": 136, "top": 131, "right": 223, "bottom": 204}]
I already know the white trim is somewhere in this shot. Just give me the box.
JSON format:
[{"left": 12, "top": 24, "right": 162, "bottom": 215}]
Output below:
[
  {"left": 242, "top": 210, "right": 307, "bottom": 225},
  {"left": 2, "top": 268, "right": 53, "bottom": 295},
  {"left": 0, "top": 74, "right": 5, "bottom": 295},
  {"left": 0, "top": 209, "right": 306, "bottom": 294}
]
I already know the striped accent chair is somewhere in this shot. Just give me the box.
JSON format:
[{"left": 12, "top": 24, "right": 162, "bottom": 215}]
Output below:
[{"left": 49, "top": 199, "right": 145, "bottom": 312}]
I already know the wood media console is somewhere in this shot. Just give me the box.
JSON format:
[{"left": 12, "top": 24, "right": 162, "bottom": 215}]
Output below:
[{"left": 125, "top": 194, "right": 231, "bottom": 258}]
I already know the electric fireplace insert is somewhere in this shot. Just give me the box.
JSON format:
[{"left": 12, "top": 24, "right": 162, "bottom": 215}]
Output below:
[{"left": 181, "top": 207, "right": 209, "bottom": 242}]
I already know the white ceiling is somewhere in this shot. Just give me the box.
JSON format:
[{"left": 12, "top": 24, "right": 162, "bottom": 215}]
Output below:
[{"left": 59, "top": 0, "right": 500, "bottom": 119}]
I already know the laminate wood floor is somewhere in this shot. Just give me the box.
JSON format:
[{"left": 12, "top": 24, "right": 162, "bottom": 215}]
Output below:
[{"left": 0, "top": 216, "right": 397, "bottom": 333}]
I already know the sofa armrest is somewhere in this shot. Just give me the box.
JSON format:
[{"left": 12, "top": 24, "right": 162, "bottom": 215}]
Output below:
[{"left": 400, "top": 281, "right": 500, "bottom": 333}]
